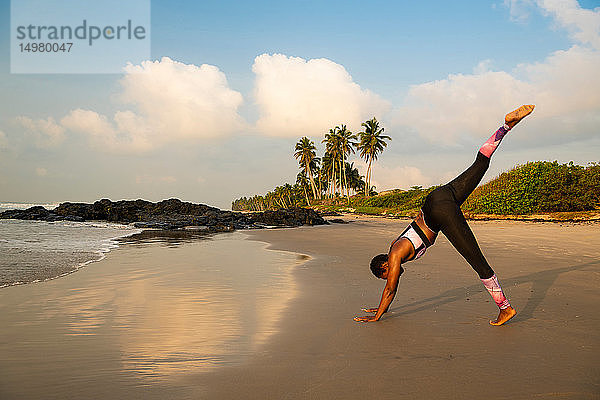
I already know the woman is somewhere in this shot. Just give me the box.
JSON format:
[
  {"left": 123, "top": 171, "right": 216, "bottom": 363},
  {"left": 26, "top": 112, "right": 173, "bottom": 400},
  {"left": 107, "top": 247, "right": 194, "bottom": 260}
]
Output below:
[{"left": 354, "top": 104, "right": 535, "bottom": 326}]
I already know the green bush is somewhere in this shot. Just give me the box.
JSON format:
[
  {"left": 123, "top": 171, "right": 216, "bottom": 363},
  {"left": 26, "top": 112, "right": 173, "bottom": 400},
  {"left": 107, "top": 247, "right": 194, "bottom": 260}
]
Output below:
[{"left": 463, "top": 161, "right": 600, "bottom": 214}]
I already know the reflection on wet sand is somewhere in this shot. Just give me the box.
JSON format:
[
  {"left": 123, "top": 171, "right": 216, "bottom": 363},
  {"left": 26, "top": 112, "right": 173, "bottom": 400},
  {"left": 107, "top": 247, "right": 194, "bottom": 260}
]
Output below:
[{"left": 0, "top": 231, "right": 307, "bottom": 393}]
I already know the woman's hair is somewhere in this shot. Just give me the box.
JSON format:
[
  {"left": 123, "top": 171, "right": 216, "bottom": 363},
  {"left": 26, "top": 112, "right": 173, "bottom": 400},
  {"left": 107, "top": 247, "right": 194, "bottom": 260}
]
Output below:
[{"left": 370, "top": 254, "right": 388, "bottom": 278}]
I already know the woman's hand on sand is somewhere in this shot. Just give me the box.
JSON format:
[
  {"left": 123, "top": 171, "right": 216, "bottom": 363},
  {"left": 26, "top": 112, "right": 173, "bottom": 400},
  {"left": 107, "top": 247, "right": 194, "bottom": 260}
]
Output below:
[
  {"left": 353, "top": 315, "right": 378, "bottom": 322},
  {"left": 361, "top": 307, "right": 378, "bottom": 313}
]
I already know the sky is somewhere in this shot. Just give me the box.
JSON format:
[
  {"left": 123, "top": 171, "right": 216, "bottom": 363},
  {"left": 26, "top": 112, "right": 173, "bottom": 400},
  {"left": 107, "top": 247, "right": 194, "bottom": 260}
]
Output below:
[{"left": 0, "top": 0, "right": 599, "bottom": 209}]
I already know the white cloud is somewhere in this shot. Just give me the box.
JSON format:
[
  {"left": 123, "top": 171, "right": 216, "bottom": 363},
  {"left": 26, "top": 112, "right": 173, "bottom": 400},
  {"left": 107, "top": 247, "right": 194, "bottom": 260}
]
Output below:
[
  {"left": 16, "top": 116, "right": 65, "bottom": 147},
  {"left": 506, "top": 0, "right": 600, "bottom": 48},
  {"left": 61, "top": 109, "right": 153, "bottom": 152},
  {"left": 473, "top": 59, "right": 493, "bottom": 74},
  {"left": 392, "top": 70, "right": 534, "bottom": 144},
  {"left": 370, "top": 164, "right": 432, "bottom": 192},
  {"left": 504, "top": 0, "right": 536, "bottom": 22},
  {"left": 119, "top": 58, "right": 245, "bottom": 139},
  {"left": 536, "top": 0, "right": 600, "bottom": 49},
  {"left": 252, "top": 53, "right": 390, "bottom": 137},
  {"left": 392, "top": 1, "right": 600, "bottom": 146},
  {"left": 58, "top": 57, "right": 245, "bottom": 153}
]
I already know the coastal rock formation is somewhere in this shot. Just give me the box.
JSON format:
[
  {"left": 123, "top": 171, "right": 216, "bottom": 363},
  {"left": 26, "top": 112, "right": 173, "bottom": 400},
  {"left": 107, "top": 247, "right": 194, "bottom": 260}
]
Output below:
[{"left": 0, "top": 199, "right": 327, "bottom": 232}]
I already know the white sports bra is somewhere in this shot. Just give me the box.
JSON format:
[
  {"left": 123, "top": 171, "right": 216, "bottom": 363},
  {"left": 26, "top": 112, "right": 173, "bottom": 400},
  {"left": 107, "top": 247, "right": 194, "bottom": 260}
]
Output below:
[{"left": 391, "top": 221, "right": 432, "bottom": 261}]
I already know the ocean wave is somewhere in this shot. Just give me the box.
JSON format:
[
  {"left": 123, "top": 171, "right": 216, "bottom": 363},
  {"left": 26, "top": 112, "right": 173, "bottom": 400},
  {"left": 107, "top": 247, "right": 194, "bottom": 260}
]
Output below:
[
  {"left": 0, "top": 220, "right": 143, "bottom": 288},
  {"left": 0, "top": 202, "right": 60, "bottom": 211}
]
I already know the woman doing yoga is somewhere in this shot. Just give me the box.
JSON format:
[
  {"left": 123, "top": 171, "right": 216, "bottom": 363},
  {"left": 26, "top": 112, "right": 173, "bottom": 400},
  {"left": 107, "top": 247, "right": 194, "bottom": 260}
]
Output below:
[{"left": 354, "top": 104, "right": 535, "bottom": 326}]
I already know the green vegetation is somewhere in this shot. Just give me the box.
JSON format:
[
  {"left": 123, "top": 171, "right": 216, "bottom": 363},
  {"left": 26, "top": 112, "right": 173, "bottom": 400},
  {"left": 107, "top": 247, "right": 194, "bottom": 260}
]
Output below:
[
  {"left": 334, "top": 161, "right": 599, "bottom": 217},
  {"left": 233, "top": 160, "right": 600, "bottom": 220},
  {"left": 462, "top": 161, "right": 600, "bottom": 214},
  {"left": 312, "top": 186, "right": 435, "bottom": 216}
]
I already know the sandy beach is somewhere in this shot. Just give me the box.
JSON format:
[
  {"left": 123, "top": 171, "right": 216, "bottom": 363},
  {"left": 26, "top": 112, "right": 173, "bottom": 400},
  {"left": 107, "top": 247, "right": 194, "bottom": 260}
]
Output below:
[{"left": 1, "top": 217, "right": 599, "bottom": 399}]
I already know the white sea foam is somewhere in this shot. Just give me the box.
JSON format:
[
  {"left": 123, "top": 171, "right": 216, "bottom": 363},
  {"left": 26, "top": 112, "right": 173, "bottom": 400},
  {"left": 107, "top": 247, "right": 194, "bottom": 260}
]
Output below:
[
  {"left": 0, "top": 219, "right": 142, "bottom": 287},
  {"left": 0, "top": 202, "right": 60, "bottom": 212}
]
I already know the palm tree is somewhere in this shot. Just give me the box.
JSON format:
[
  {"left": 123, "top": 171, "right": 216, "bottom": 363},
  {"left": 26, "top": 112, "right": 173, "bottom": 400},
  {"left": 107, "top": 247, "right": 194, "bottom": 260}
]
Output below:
[
  {"left": 336, "top": 124, "right": 357, "bottom": 202},
  {"left": 344, "top": 161, "right": 365, "bottom": 196},
  {"left": 357, "top": 117, "right": 391, "bottom": 196},
  {"left": 296, "top": 172, "right": 311, "bottom": 206},
  {"left": 283, "top": 183, "right": 295, "bottom": 207},
  {"left": 294, "top": 137, "right": 319, "bottom": 200},
  {"left": 323, "top": 127, "right": 342, "bottom": 197},
  {"left": 317, "top": 154, "right": 331, "bottom": 198}
]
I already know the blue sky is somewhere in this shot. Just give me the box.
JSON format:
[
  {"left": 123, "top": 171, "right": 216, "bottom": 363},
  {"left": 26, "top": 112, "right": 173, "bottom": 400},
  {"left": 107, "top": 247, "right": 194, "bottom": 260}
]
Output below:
[{"left": 0, "top": 0, "right": 599, "bottom": 208}]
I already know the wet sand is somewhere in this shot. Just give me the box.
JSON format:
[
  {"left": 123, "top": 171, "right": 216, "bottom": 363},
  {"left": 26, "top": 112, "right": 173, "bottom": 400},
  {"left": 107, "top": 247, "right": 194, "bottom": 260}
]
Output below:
[
  {"left": 0, "top": 232, "right": 304, "bottom": 399},
  {"left": 1, "top": 218, "right": 599, "bottom": 399}
]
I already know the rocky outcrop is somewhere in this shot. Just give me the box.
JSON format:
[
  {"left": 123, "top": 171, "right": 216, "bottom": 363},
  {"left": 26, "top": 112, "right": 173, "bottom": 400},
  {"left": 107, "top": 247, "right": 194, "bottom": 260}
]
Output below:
[{"left": 0, "top": 199, "right": 327, "bottom": 232}]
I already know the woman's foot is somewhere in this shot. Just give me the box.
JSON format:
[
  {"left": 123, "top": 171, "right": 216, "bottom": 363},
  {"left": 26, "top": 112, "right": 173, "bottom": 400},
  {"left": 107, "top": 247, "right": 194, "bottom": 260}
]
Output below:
[
  {"left": 505, "top": 105, "right": 535, "bottom": 129},
  {"left": 490, "top": 306, "right": 517, "bottom": 326}
]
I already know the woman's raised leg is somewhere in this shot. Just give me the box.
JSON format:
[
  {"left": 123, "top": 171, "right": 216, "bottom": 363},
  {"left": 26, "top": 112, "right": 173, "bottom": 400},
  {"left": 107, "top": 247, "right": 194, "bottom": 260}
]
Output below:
[{"left": 446, "top": 104, "right": 535, "bottom": 206}]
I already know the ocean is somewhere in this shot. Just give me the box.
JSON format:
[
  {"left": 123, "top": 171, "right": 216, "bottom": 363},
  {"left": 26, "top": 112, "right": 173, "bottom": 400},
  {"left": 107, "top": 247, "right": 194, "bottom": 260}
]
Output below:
[{"left": 0, "top": 215, "right": 142, "bottom": 288}]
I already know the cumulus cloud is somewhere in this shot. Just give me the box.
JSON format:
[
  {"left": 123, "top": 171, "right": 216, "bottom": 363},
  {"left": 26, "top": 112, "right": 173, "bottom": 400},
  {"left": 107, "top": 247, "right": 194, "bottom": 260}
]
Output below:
[
  {"left": 392, "top": 1, "right": 600, "bottom": 146},
  {"left": 252, "top": 53, "right": 390, "bottom": 137},
  {"left": 45, "top": 57, "right": 244, "bottom": 153},
  {"left": 392, "top": 70, "right": 534, "bottom": 144},
  {"left": 60, "top": 109, "right": 152, "bottom": 152},
  {"left": 508, "top": 0, "right": 600, "bottom": 48},
  {"left": 504, "top": 0, "right": 536, "bottom": 22},
  {"left": 16, "top": 116, "right": 65, "bottom": 147},
  {"left": 119, "top": 58, "right": 245, "bottom": 140}
]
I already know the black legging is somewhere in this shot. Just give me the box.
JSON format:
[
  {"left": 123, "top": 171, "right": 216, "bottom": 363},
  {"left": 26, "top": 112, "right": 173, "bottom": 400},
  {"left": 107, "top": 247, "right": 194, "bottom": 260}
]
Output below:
[{"left": 422, "top": 151, "right": 495, "bottom": 279}]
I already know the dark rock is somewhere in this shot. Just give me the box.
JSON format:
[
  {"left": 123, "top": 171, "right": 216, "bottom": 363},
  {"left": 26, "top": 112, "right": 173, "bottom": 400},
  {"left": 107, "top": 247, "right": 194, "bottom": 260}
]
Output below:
[
  {"left": 0, "top": 206, "right": 60, "bottom": 221},
  {"left": 1, "top": 200, "right": 327, "bottom": 232},
  {"left": 328, "top": 218, "right": 348, "bottom": 224},
  {"left": 247, "top": 207, "right": 326, "bottom": 227}
]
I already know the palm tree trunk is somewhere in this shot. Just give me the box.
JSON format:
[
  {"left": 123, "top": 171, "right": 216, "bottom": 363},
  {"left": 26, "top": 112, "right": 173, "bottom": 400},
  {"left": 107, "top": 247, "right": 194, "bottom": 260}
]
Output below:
[
  {"left": 305, "top": 161, "right": 318, "bottom": 200},
  {"left": 317, "top": 170, "right": 322, "bottom": 199},
  {"left": 342, "top": 154, "right": 349, "bottom": 204},
  {"left": 338, "top": 158, "right": 342, "bottom": 198},
  {"left": 303, "top": 184, "right": 310, "bottom": 206},
  {"left": 333, "top": 162, "right": 337, "bottom": 197},
  {"left": 366, "top": 159, "right": 372, "bottom": 196}
]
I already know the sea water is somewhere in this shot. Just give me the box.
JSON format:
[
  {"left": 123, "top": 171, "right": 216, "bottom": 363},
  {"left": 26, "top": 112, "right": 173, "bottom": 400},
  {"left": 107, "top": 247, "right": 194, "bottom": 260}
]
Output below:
[{"left": 0, "top": 219, "right": 142, "bottom": 287}]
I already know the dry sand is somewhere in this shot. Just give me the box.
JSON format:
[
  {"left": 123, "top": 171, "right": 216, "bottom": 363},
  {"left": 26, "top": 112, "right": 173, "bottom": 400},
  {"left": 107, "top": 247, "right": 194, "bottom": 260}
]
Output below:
[
  {"left": 1, "top": 217, "right": 599, "bottom": 399},
  {"left": 195, "top": 217, "right": 599, "bottom": 400}
]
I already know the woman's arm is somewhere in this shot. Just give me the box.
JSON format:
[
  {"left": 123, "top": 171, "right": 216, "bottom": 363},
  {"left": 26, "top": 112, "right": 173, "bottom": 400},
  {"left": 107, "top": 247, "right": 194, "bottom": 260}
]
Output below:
[{"left": 354, "top": 249, "right": 404, "bottom": 322}]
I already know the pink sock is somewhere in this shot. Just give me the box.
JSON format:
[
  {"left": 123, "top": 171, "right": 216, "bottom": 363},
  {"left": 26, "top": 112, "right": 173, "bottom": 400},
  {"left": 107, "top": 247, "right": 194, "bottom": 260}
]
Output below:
[
  {"left": 481, "top": 274, "right": 510, "bottom": 309},
  {"left": 479, "top": 124, "right": 510, "bottom": 158}
]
